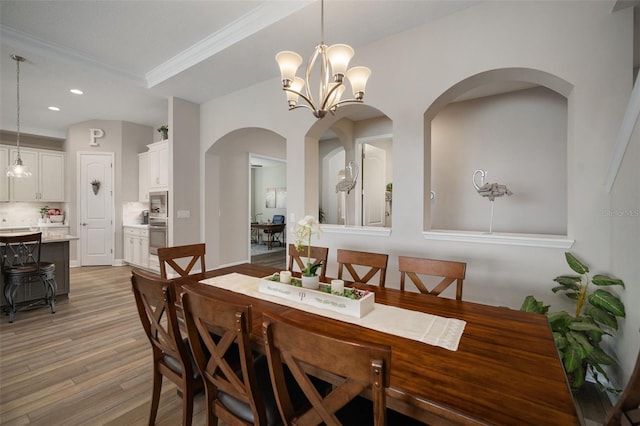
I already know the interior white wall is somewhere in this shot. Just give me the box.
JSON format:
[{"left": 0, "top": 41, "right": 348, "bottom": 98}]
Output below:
[
  {"left": 169, "top": 97, "right": 200, "bottom": 247},
  {"left": 252, "top": 165, "right": 287, "bottom": 220},
  {"left": 199, "top": 1, "right": 639, "bottom": 388},
  {"left": 431, "top": 87, "right": 567, "bottom": 233},
  {"left": 65, "top": 120, "right": 151, "bottom": 262},
  {"left": 203, "top": 128, "right": 286, "bottom": 266}
]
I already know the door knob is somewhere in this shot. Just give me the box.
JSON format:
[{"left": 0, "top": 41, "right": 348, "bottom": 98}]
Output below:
[{"left": 81, "top": 222, "right": 87, "bottom": 226}]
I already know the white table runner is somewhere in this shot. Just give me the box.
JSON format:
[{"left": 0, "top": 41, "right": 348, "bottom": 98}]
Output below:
[{"left": 200, "top": 273, "right": 465, "bottom": 351}]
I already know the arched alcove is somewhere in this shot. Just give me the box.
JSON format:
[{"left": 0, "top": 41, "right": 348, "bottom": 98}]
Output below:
[
  {"left": 423, "top": 68, "right": 574, "bottom": 245},
  {"left": 203, "top": 127, "right": 286, "bottom": 267},
  {"left": 308, "top": 104, "right": 394, "bottom": 229}
]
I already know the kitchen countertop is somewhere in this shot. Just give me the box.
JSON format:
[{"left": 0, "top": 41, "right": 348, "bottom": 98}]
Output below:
[
  {"left": 123, "top": 224, "right": 149, "bottom": 229},
  {"left": 0, "top": 232, "right": 79, "bottom": 243},
  {"left": 0, "top": 223, "right": 70, "bottom": 231}
]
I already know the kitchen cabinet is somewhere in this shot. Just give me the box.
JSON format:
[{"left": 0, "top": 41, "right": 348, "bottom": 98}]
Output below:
[
  {"left": 0, "top": 147, "right": 8, "bottom": 202},
  {"left": 138, "top": 152, "right": 149, "bottom": 202},
  {"left": 147, "top": 140, "right": 169, "bottom": 190},
  {"left": 124, "top": 226, "right": 149, "bottom": 268},
  {"left": 7, "top": 147, "right": 65, "bottom": 202}
]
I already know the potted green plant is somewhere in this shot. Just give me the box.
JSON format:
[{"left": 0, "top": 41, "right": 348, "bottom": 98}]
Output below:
[
  {"left": 521, "top": 252, "right": 625, "bottom": 393},
  {"left": 157, "top": 125, "right": 168, "bottom": 140},
  {"left": 291, "top": 215, "right": 322, "bottom": 289}
]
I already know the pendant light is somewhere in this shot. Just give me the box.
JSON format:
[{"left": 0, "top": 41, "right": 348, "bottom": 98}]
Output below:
[{"left": 7, "top": 54, "right": 32, "bottom": 178}]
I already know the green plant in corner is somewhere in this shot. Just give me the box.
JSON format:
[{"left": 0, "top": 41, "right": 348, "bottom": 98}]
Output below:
[
  {"left": 521, "top": 252, "right": 625, "bottom": 393},
  {"left": 291, "top": 215, "right": 322, "bottom": 277}
]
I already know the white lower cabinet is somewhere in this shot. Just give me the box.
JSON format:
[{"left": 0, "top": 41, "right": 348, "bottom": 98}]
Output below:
[{"left": 123, "top": 227, "right": 149, "bottom": 268}]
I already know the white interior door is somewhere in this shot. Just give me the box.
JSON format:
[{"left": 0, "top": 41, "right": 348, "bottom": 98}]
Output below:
[
  {"left": 79, "top": 153, "right": 114, "bottom": 266},
  {"left": 362, "top": 144, "right": 386, "bottom": 227}
]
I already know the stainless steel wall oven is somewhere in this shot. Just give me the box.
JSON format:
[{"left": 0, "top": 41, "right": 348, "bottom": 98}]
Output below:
[{"left": 148, "top": 218, "right": 167, "bottom": 255}]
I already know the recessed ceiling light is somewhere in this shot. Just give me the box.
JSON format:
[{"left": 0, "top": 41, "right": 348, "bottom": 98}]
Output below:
[
  {"left": 48, "top": 106, "right": 60, "bottom": 111},
  {"left": 70, "top": 89, "right": 83, "bottom": 95}
]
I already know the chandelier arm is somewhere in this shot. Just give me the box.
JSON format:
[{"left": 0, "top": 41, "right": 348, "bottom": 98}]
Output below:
[
  {"left": 329, "top": 98, "right": 364, "bottom": 110},
  {"left": 282, "top": 87, "right": 317, "bottom": 112},
  {"left": 320, "top": 81, "right": 344, "bottom": 111}
]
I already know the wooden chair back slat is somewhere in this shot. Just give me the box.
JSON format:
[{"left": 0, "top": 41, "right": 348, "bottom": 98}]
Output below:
[
  {"left": 606, "top": 349, "right": 640, "bottom": 426},
  {"left": 336, "top": 249, "right": 388, "bottom": 287},
  {"left": 288, "top": 244, "right": 329, "bottom": 280},
  {"left": 181, "top": 287, "right": 267, "bottom": 426},
  {"left": 158, "top": 243, "right": 206, "bottom": 279},
  {"left": 262, "top": 311, "right": 391, "bottom": 426},
  {"left": 399, "top": 256, "right": 466, "bottom": 301}
]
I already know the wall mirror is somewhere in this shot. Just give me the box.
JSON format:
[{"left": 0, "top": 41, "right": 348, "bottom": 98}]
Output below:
[{"left": 318, "top": 106, "right": 392, "bottom": 227}]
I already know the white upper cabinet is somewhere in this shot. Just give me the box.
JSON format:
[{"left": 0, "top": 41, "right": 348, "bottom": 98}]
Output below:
[
  {"left": 8, "top": 147, "right": 65, "bottom": 202},
  {"left": 147, "top": 140, "right": 169, "bottom": 190}
]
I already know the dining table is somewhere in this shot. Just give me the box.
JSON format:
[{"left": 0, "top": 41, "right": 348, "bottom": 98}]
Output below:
[{"left": 179, "top": 263, "right": 581, "bottom": 426}]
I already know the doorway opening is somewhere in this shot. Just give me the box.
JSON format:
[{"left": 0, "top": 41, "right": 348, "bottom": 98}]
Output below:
[{"left": 249, "top": 153, "right": 286, "bottom": 269}]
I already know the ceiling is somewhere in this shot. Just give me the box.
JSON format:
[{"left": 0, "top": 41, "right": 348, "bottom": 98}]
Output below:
[
  {"left": 2, "top": 1, "right": 637, "bottom": 142},
  {"left": 0, "top": 0, "right": 479, "bottom": 140}
]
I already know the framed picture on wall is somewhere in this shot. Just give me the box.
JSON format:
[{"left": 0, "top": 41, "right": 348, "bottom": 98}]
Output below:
[
  {"left": 276, "top": 187, "right": 287, "bottom": 208},
  {"left": 266, "top": 187, "right": 276, "bottom": 208}
]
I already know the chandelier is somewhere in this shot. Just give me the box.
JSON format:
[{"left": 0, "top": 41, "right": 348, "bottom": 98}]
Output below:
[
  {"left": 7, "top": 54, "right": 32, "bottom": 178},
  {"left": 275, "top": 0, "right": 371, "bottom": 119}
]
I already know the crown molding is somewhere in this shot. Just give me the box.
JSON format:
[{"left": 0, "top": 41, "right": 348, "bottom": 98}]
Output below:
[
  {"left": 145, "top": 1, "right": 312, "bottom": 88},
  {"left": 1, "top": 25, "right": 146, "bottom": 87}
]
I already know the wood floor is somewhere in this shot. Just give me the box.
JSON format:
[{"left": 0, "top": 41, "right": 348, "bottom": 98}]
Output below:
[{"left": 0, "top": 265, "right": 609, "bottom": 425}]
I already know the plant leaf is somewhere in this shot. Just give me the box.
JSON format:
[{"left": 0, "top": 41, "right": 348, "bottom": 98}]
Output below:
[
  {"left": 568, "top": 321, "right": 604, "bottom": 336},
  {"left": 553, "top": 275, "right": 582, "bottom": 288},
  {"left": 520, "top": 295, "right": 549, "bottom": 314},
  {"left": 553, "top": 332, "right": 567, "bottom": 350},
  {"left": 565, "top": 252, "right": 589, "bottom": 274},
  {"left": 566, "top": 330, "right": 594, "bottom": 356},
  {"left": 587, "top": 348, "right": 617, "bottom": 366},
  {"left": 584, "top": 306, "right": 618, "bottom": 330},
  {"left": 548, "top": 311, "right": 573, "bottom": 332},
  {"left": 563, "top": 336, "right": 584, "bottom": 373},
  {"left": 592, "top": 274, "right": 625, "bottom": 288},
  {"left": 570, "top": 363, "right": 586, "bottom": 389},
  {"left": 588, "top": 289, "right": 626, "bottom": 318}
]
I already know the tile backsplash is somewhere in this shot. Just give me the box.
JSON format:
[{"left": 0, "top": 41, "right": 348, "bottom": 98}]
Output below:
[
  {"left": 0, "top": 202, "right": 66, "bottom": 227},
  {"left": 123, "top": 201, "right": 148, "bottom": 225}
]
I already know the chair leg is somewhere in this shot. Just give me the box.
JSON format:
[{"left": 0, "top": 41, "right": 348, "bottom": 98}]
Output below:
[
  {"left": 203, "top": 386, "right": 218, "bottom": 426},
  {"left": 4, "top": 281, "right": 18, "bottom": 323},
  {"left": 149, "top": 367, "right": 163, "bottom": 426},
  {"left": 41, "top": 277, "right": 57, "bottom": 314},
  {"left": 181, "top": 382, "right": 194, "bottom": 426}
]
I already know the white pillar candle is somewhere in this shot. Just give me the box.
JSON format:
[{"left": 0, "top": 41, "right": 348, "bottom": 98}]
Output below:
[
  {"left": 280, "top": 271, "right": 292, "bottom": 284},
  {"left": 331, "top": 279, "right": 344, "bottom": 295}
]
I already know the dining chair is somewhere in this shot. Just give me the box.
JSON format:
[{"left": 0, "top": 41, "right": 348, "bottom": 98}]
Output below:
[
  {"left": 181, "top": 286, "right": 282, "bottom": 425},
  {"left": 262, "top": 311, "right": 392, "bottom": 426},
  {"left": 337, "top": 248, "right": 388, "bottom": 287},
  {"left": 1, "top": 232, "right": 57, "bottom": 323},
  {"left": 130, "top": 268, "right": 202, "bottom": 426},
  {"left": 263, "top": 215, "right": 286, "bottom": 247},
  {"left": 398, "top": 256, "right": 467, "bottom": 301},
  {"left": 606, "top": 349, "right": 640, "bottom": 426},
  {"left": 157, "top": 243, "right": 206, "bottom": 279},
  {"left": 288, "top": 244, "right": 329, "bottom": 281}
]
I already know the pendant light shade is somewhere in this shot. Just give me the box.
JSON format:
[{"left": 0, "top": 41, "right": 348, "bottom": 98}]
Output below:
[{"left": 7, "top": 54, "right": 32, "bottom": 178}]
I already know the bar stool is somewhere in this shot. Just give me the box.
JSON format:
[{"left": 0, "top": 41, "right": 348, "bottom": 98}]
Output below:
[{"left": 1, "top": 232, "right": 57, "bottom": 323}]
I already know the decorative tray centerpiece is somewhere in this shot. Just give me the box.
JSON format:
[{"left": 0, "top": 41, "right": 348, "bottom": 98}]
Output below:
[{"left": 258, "top": 274, "right": 374, "bottom": 318}]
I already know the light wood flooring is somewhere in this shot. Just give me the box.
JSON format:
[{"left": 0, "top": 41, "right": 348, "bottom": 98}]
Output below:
[{"left": 0, "top": 265, "right": 609, "bottom": 425}]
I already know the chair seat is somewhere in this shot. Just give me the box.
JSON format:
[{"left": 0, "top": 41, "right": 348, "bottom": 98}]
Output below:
[
  {"left": 217, "top": 355, "right": 282, "bottom": 426},
  {"left": 162, "top": 338, "right": 202, "bottom": 381}
]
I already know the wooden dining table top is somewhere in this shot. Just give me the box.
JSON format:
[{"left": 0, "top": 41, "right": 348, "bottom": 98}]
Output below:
[{"left": 180, "top": 263, "right": 581, "bottom": 426}]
